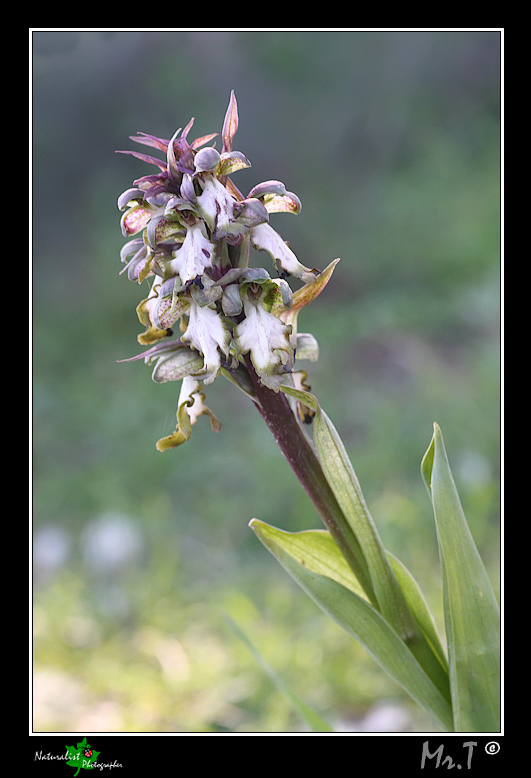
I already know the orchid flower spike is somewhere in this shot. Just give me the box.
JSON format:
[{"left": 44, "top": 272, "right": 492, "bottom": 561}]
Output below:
[{"left": 117, "top": 91, "right": 338, "bottom": 449}]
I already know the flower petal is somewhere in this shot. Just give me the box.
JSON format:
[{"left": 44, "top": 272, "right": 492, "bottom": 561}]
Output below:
[
  {"left": 117, "top": 339, "right": 184, "bottom": 364},
  {"left": 222, "top": 90, "right": 239, "bottom": 154},
  {"left": 181, "top": 301, "right": 231, "bottom": 384},
  {"left": 250, "top": 223, "right": 316, "bottom": 283},
  {"left": 234, "top": 296, "right": 294, "bottom": 391},
  {"left": 247, "top": 181, "right": 301, "bottom": 214},
  {"left": 168, "top": 222, "right": 216, "bottom": 285},
  {"left": 136, "top": 279, "right": 176, "bottom": 344},
  {"left": 234, "top": 198, "right": 269, "bottom": 230},
  {"left": 120, "top": 243, "right": 149, "bottom": 281},
  {"left": 190, "top": 132, "right": 218, "bottom": 150},
  {"left": 129, "top": 132, "right": 170, "bottom": 152},
  {"left": 247, "top": 180, "right": 287, "bottom": 199},
  {"left": 154, "top": 288, "right": 191, "bottom": 330},
  {"left": 156, "top": 376, "right": 222, "bottom": 451},
  {"left": 194, "top": 147, "right": 221, "bottom": 173},
  {"left": 221, "top": 284, "right": 243, "bottom": 316},
  {"left": 217, "top": 151, "right": 251, "bottom": 177},
  {"left": 295, "top": 332, "right": 319, "bottom": 362},
  {"left": 146, "top": 213, "right": 186, "bottom": 249},
  {"left": 115, "top": 149, "right": 167, "bottom": 171},
  {"left": 120, "top": 204, "right": 153, "bottom": 237},
  {"left": 117, "top": 188, "right": 145, "bottom": 211},
  {"left": 120, "top": 238, "right": 143, "bottom": 264},
  {"left": 262, "top": 191, "right": 301, "bottom": 215}
]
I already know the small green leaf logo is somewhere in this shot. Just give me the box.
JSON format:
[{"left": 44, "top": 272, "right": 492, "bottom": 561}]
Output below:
[{"left": 65, "top": 737, "right": 100, "bottom": 776}]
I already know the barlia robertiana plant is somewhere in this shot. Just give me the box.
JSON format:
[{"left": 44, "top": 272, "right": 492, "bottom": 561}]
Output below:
[{"left": 116, "top": 92, "right": 500, "bottom": 732}]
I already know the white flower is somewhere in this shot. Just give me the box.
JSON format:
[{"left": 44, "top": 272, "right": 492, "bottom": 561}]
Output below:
[
  {"left": 168, "top": 222, "right": 215, "bottom": 285},
  {"left": 181, "top": 300, "right": 231, "bottom": 384},
  {"left": 250, "top": 222, "right": 315, "bottom": 283},
  {"left": 234, "top": 295, "right": 294, "bottom": 391}
]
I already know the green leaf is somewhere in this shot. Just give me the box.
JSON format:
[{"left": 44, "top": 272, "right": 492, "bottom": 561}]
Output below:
[
  {"left": 250, "top": 519, "right": 454, "bottom": 732},
  {"left": 225, "top": 614, "right": 333, "bottom": 732},
  {"left": 387, "top": 552, "right": 448, "bottom": 675},
  {"left": 421, "top": 423, "right": 500, "bottom": 732}
]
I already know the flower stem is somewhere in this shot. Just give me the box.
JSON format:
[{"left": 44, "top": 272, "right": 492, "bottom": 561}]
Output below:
[{"left": 244, "top": 357, "right": 377, "bottom": 606}]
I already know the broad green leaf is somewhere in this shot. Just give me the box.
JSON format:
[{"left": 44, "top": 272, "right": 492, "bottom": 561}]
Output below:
[
  {"left": 247, "top": 523, "right": 450, "bottom": 707},
  {"left": 250, "top": 519, "right": 453, "bottom": 732},
  {"left": 253, "top": 527, "right": 369, "bottom": 600},
  {"left": 421, "top": 423, "right": 500, "bottom": 732},
  {"left": 244, "top": 523, "right": 447, "bottom": 677},
  {"left": 251, "top": 525, "right": 448, "bottom": 676},
  {"left": 225, "top": 614, "right": 333, "bottom": 732}
]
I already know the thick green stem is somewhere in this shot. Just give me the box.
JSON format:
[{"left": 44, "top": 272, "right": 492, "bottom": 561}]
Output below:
[{"left": 244, "top": 357, "right": 377, "bottom": 606}]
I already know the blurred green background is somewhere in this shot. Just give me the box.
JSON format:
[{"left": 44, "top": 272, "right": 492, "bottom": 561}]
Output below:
[{"left": 32, "top": 30, "right": 500, "bottom": 733}]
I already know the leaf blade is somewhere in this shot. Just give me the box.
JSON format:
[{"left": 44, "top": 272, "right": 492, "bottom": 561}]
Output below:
[
  {"left": 250, "top": 518, "right": 454, "bottom": 731},
  {"left": 387, "top": 551, "right": 448, "bottom": 675},
  {"left": 422, "top": 423, "right": 500, "bottom": 731}
]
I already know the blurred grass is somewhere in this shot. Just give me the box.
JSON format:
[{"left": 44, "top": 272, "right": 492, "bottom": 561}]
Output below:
[{"left": 32, "top": 30, "right": 500, "bottom": 732}]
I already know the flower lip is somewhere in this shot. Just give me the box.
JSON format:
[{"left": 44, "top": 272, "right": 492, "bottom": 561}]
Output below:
[
  {"left": 233, "top": 291, "right": 294, "bottom": 392},
  {"left": 168, "top": 221, "right": 216, "bottom": 285},
  {"left": 181, "top": 300, "right": 231, "bottom": 385}
]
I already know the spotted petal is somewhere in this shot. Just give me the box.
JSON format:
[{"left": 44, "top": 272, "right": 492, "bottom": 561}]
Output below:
[
  {"left": 120, "top": 204, "right": 153, "bottom": 237},
  {"left": 247, "top": 181, "right": 301, "bottom": 215}
]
